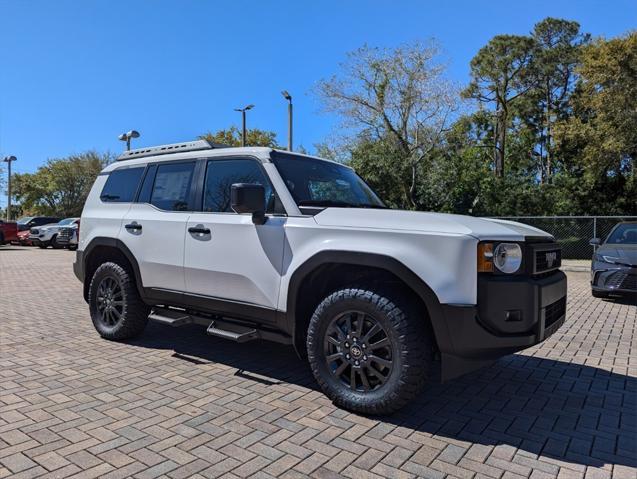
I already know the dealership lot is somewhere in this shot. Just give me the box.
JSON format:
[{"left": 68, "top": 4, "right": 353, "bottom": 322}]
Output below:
[{"left": 0, "top": 247, "right": 635, "bottom": 479}]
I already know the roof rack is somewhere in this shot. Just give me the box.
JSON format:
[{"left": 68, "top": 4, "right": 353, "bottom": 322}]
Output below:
[{"left": 116, "top": 139, "right": 230, "bottom": 161}]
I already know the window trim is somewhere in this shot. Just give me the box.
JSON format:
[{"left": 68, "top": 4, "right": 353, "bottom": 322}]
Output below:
[{"left": 195, "top": 156, "right": 287, "bottom": 216}]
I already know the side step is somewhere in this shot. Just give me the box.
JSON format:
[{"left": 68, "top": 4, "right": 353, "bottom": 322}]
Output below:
[
  {"left": 206, "top": 320, "right": 258, "bottom": 343},
  {"left": 148, "top": 308, "right": 192, "bottom": 326},
  {"left": 148, "top": 307, "right": 291, "bottom": 345}
]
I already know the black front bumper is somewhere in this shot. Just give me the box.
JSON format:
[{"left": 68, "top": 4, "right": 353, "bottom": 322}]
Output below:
[{"left": 440, "top": 271, "right": 567, "bottom": 381}]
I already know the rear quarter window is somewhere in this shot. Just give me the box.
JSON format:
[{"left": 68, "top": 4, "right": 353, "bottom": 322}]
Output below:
[{"left": 100, "top": 167, "right": 145, "bottom": 203}]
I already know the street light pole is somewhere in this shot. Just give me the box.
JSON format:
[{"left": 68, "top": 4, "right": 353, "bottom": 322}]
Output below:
[
  {"left": 234, "top": 105, "right": 254, "bottom": 147},
  {"left": 118, "top": 130, "right": 140, "bottom": 151},
  {"left": 3, "top": 156, "right": 17, "bottom": 222},
  {"left": 281, "top": 90, "right": 293, "bottom": 151}
]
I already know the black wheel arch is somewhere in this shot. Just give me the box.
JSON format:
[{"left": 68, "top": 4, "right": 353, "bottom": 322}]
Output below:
[
  {"left": 285, "top": 250, "right": 454, "bottom": 358},
  {"left": 81, "top": 237, "right": 144, "bottom": 302}
]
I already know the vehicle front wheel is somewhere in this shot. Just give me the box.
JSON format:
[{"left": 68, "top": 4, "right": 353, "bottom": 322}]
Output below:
[
  {"left": 88, "top": 262, "right": 149, "bottom": 340},
  {"left": 307, "top": 288, "right": 432, "bottom": 415},
  {"left": 51, "top": 234, "right": 63, "bottom": 249}
]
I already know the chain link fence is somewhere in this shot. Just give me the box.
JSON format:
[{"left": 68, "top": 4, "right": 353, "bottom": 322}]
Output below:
[{"left": 488, "top": 216, "right": 637, "bottom": 259}]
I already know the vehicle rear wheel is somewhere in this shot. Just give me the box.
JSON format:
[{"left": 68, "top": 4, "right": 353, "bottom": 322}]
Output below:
[
  {"left": 307, "top": 288, "right": 432, "bottom": 415},
  {"left": 88, "top": 262, "right": 149, "bottom": 340}
]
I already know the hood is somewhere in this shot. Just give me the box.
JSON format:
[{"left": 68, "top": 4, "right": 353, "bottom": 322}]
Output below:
[
  {"left": 313, "top": 209, "right": 553, "bottom": 241},
  {"left": 596, "top": 244, "right": 637, "bottom": 266},
  {"left": 38, "top": 223, "right": 61, "bottom": 231}
]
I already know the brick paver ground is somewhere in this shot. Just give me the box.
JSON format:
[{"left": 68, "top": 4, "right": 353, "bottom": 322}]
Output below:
[{"left": 1, "top": 246, "right": 635, "bottom": 479}]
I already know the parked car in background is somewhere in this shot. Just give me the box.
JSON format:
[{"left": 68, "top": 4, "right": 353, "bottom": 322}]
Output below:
[
  {"left": 16, "top": 229, "right": 33, "bottom": 246},
  {"left": 16, "top": 216, "right": 61, "bottom": 233},
  {"left": 29, "top": 217, "right": 79, "bottom": 249},
  {"left": 56, "top": 220, "right": 80, "bottom": 250},
  {"left": 0, "top": 221, "right": 18, "bottom": 245},
  {"left": 590, "top": 221, "right": 637, "bottom": 299}
]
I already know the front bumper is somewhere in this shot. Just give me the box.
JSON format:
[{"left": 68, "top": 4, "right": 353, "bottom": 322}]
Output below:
[
  {"left": 591, "top": 265, "right": 637, "bottom": 295},
  {"left": 440, "top": 271, "right": 567, "bottom": 381}
]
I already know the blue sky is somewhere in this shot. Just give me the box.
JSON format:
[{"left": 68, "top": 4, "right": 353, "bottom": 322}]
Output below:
[{"left": 0, "top": 0, "right": 635, "bottom": 204}]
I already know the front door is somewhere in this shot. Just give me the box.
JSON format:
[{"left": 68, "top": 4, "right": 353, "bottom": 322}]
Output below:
[{"left": 184, "top": 158, "right": 286, "bottom": 314}]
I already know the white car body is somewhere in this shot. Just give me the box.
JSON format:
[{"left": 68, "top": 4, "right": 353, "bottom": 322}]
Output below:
[
  {"left": 74, "top": 142, "right": 567, "bottom": 381},
  {"left": 30, "top": 218, "right": 79, "bottom": 245}
]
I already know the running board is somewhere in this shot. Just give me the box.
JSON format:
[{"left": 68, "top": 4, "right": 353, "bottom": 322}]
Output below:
[
  {"left": 148, "top": 307, "right": 291, "bottom": 345},
  {"left": 148, "top": 308, "right": 192, "bottom": 326},
  {"left": 206, "top": 320, "right": 258, "bottom": 343}
]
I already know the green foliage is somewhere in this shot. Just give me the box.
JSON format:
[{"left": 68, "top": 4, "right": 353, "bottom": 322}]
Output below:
[
  {"left": 334, "top": 21, "right": 635, "bottom": 216},
  {"left": 13, "top": 151, "right": 111, "bottom": 217},
  {"left": 200, "top": 127, "right": 279, "bottom": 148}
]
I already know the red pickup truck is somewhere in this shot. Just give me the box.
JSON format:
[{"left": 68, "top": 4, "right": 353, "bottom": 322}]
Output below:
[{"left": 0, "top": 221, "right": 18, "bottom": 245}]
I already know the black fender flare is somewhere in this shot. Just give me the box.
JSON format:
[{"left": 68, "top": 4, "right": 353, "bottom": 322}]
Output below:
[
  {"left": 285, "top": 250, "right": 454, "bottom": 356},
  {"left": 80, "top": 237, "right": 144, "bottom": 301}
]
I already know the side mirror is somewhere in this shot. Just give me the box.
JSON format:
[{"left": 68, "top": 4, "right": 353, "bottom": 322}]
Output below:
[
  {"left": 589, "top": 238, "right": 601, "bottom": 246},
  {"left": 231, "top": 183, "right": 267, "bottom": 225}
]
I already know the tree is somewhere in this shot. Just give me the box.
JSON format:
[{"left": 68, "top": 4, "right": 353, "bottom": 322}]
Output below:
[
  {"left": 463, "top": 35, "right": 535, "bottom": 177},
  {"left": 316, "top": 41, "right": 457, "bottom": 209},
  {"left": 13, "top": 151, "right": 111, "bottom": 217},
  {"left": 529, "top": 18, "right": 589, "bottom": 182},
  {"left": 554, "top": 32, "right": 637, "bottom": 214},
  {"left": 200, "top": 127, "right": 279, "bottom": 148}
]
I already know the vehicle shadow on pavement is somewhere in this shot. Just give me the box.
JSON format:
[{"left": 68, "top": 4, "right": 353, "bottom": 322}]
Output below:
[{"left": 130, "top": 322, "right": 636, "bottom": 470}]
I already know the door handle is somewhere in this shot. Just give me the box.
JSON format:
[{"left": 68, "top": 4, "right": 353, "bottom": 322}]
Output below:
[
  {"left": 188, "top": 226, "right": 211, "bottom": 235},
  {"left": 125, "top": 223, "right": 142, "bottom": 231}
]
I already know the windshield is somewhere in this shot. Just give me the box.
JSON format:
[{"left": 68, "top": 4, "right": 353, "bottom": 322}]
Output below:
[
  {"left": 606, "top": 223, "right": 637, "bottom": 245},
  {"left": 17, "top": 217, "right": 34, "bottom": 224},
  {"left": 271, "top": 153, "right": 385, "bottom": 209},
  {"left": 58, "top": 218, "right": 76, "bottom": 225}
]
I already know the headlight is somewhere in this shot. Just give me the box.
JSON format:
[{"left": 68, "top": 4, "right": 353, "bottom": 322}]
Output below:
[
  {"left": 600, "top": 255, "right": 620, "bottom": 264},
  {"left": 493, "top": 243, "right": 522, "bottom": 274}
]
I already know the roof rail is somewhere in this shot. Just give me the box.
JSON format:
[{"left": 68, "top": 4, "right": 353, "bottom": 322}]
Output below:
[{"left": 116, "top": 139, "right": 229, "bottom": 161}]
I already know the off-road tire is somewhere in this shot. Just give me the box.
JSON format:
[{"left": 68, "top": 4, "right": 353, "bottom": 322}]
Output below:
[
  {"left": 307, "top": 288, "right": 432, "bottom": 415},
  {"left": 88, "top": 262, "right": 149, "bottom": 340}
]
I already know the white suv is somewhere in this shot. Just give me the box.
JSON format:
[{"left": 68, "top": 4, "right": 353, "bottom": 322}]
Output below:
[{"left": 74, "top": 140, "right": 567, "bottom": 414}]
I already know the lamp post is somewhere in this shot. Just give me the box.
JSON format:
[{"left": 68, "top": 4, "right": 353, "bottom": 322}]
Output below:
[
  {"left": 118, "top": 130, "right": 140, "bottom": 151},
  {"left": 234, "top": 104, "right": 254, "bottom": 147},
  {"left": 3, "top": 156, "right": 17, "bottom": 222},
  {"left": 281, "top": 90, "right": 293, "bottom": 151}
]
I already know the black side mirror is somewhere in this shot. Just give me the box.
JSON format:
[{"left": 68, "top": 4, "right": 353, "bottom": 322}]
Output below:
[
  {"left": 589, "top": 238, "right": 601, "bottom": 246},
  {"left": 231, "top": 183, "right": 267, "bottom": 225}
]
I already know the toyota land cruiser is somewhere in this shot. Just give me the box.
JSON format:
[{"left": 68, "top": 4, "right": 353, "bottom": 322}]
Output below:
[{"left": 74, "top": 140, "right": 567, "bottom": 414}]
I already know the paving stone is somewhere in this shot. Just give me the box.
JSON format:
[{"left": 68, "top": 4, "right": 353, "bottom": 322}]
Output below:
[{"left": 0, "top": 249, "right": 634, "bottom": 479}]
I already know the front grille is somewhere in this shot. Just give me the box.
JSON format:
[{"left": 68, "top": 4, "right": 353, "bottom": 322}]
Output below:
[
  {"left": 620, "top": 274, "right": 637, "bottom": 291},
  {"left": 58, "top": 227, "right": 73, "bottom": 239},
  {"left": 544, "top": 297, "right": 566, "bottom": 329},
  {"left": 534, "top": 248, "right": 561, "bottom": 274}
]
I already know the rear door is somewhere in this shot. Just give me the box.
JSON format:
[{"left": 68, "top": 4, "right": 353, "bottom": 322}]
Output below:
[
  {"left": 120, "top": 160, "right": 196, "bottom": 292},
  {"left": 184, "top": 157, "right": 286, "bottom": 315}
]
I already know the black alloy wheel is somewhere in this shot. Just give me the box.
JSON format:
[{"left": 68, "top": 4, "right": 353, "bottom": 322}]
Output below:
[{"left": 323, "top": 310, "right": 393, "bottom": 392}]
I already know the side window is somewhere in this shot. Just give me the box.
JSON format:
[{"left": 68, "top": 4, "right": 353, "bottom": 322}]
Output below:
[
  {"left": 150, "top": 162, "right": 195, "bottom": 211},
  {"left": 203, "top": 159, "right": 276, "bottom": 213},
  {"left": 100, "top": 167, "right": 145, "bottom": 202}
]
